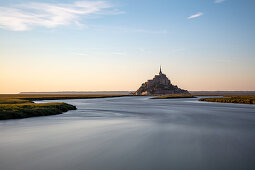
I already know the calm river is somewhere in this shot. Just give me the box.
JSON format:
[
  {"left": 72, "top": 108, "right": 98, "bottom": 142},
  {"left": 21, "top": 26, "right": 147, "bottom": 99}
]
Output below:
[{"left": 0, "top": 96, "right": 255, "bottom": 170}]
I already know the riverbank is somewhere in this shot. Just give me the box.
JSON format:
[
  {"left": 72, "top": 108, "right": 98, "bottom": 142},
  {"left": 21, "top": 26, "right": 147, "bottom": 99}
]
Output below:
[
  {"left": 0, "top": 102, "right": 76, "bottom": 120},
  {"left": 0, "top": 94, "right": 126, "bottom": 103},
  {"left": 0, "top": 94, "right": 126, "bottom": 120},
  {"left": 199, "top": 96, "right": 255, "bottom": 104}
]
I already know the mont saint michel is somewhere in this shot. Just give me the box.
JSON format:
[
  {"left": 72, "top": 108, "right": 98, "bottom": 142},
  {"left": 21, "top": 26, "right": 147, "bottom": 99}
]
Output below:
[
  {"left": 1, "top": 0, "right": 255, "bottom": 170},
  {"left": 135, "top": 67, "right": 189, "bottom": 95}
]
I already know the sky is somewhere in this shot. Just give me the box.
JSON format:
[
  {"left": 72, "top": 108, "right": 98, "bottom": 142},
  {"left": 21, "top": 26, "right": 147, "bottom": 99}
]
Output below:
[{"left": 0, "top": 0, "right": 255, "bottom": 93}]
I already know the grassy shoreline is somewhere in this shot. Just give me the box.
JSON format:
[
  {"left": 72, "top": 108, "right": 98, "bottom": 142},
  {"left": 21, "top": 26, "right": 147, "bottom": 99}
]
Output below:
[
  {"left": 0, "top": 94, "right": 126, "bottom": 120},
  {"left": 0, "top": 102, "right": 76, "bottom": 120},
  {"left": 199, "top": 96, "right": 255, "bottom": 104},
  {"left": 0, "top": 94, "right": 126, "bottom": 103},
  {"left": 2, "top": 94, "right": 254, "bottom": 120}
]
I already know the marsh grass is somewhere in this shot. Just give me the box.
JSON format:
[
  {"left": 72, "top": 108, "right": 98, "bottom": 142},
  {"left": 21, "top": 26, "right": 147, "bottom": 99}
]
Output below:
[
  {"left": 0, "top": 94, "right": 125, "bottom": 120},
  {"left": 0, "top": 102, "right": 76, "bottom": 120},
  {"left": 199, "top": 96, "right": 255, "bottom": 104},
  {"left": 0, "top": 94, "right": 126, "bottom": 104},
  {"left": 0, "top": 98, "right": 30, "bottom": 104}
]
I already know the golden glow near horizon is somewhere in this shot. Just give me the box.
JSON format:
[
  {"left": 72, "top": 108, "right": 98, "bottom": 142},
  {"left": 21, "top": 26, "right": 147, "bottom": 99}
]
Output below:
[
  {"left": 1, "top": 41, "right": 255, "bottom": 93},
  {"left": 1, "top": 55, "right": 255, "bottom": 93}
]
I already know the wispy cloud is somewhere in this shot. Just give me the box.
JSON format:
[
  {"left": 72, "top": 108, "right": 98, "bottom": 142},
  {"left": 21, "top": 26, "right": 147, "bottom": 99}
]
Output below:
[
  {"left": 0, "top": 1, "right": 121, "bottom": 31},
  {"left": 214, "top": 0, "right": 225, "bottom": 3},
  {"left": 188, "top": 12, "right": 203, "bottom": 19}
]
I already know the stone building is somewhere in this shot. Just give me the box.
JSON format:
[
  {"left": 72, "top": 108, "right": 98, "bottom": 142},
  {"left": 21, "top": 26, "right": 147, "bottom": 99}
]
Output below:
[{"left": 134, "top": 67, "right": 190, "bottom": 95}]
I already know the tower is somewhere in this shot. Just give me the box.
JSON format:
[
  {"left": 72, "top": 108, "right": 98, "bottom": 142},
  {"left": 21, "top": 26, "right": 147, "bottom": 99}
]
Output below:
[{"left": 159, "top": 65, "right": 162, "bottom": 75}]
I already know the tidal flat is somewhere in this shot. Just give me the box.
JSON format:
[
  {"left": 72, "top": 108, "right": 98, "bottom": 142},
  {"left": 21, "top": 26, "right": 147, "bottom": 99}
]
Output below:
[{"left": 0, "top": 96, "right": 255, "bottom": 170}]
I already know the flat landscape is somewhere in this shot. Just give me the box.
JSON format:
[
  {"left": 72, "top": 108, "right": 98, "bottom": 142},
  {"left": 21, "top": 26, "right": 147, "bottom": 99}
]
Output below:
[
  {"left": 1, "top": 94, "right": 255, "bottom": 120},
  {"left": 0, "top": 94, "right": 125, "bottom": 119}
]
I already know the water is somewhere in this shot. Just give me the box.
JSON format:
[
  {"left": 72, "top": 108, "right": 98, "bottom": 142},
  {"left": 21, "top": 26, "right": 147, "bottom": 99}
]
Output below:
[{"left": 0, "top": 96, "right": 255, "bottom": 170}]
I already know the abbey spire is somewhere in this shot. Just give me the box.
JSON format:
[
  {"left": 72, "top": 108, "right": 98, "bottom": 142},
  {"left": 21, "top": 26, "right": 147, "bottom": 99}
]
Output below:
[
  {"left": 134, "top": 67, "right": 190, "bottom": 95},
  {"left": 159, "top": 65, "right": 162, "bottom": 75}
]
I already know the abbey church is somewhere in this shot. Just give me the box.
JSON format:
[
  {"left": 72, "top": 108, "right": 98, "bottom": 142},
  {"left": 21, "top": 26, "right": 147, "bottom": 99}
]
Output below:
[{"left": 134, "top": 67, "right": 190, "bottom": 95}]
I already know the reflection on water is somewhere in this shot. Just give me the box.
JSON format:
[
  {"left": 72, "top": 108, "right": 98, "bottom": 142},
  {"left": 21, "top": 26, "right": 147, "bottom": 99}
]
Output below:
[{"left": 0, "top": 96, "right": 255, "bottom": 170}]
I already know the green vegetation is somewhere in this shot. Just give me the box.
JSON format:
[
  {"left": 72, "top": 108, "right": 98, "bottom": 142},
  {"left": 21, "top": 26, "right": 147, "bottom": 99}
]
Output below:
[
  {"left": 199, "top": 96, "right": 255, "bottom": 104},
  {"left": 151, "top": 94, "right": 196, "bottom": 99},
  {"left": 0, "top": 94, "right": 126, "bottom": 103},
  {"left": 0, "top": 103, "right": 76, "bottom": 120},
  {"left": 0, "top": 94, "right": 125, "bottom": 120},
  {"left": 0, "top": 98, "right": 29, "bottom": 104}
]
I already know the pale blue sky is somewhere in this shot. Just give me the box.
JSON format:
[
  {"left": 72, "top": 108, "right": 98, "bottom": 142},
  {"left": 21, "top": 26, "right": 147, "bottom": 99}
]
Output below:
[{"left": 1, "top": 0, "right": 255, "bottom": 93}]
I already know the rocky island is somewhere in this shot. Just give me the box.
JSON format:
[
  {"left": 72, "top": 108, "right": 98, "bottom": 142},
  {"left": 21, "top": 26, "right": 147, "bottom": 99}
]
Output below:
[{"left": 134, "top": 67, "right": 190, "bottom": 95}]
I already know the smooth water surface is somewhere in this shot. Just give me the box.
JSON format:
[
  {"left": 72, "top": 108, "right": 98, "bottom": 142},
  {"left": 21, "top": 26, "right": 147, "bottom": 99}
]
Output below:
[{"left": 0, "top": 96, "right": 255, "bottom": 170}]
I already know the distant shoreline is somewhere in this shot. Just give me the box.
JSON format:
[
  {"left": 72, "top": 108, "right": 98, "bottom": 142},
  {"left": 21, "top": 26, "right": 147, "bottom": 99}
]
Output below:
[
  {"left": 19, "top": 91, "right": 133, "bottom": 95},
  {"left": 18, "top": 91, "right": 255, "bottom": 96},
  {"left": 190, "top": 91, "right": 255, "bottom": 96}
]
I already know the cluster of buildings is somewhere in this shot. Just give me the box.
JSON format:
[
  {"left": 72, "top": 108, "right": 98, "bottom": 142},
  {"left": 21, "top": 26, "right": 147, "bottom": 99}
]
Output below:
[{"left": 134, "top": 67, "right": 189, "bottom": 95}]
